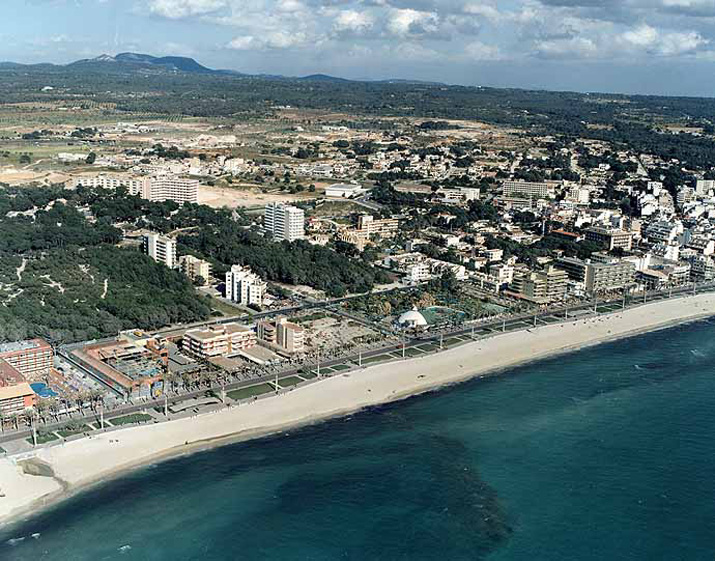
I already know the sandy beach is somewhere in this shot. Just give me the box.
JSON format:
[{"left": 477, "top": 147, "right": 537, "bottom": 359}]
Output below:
[{"left": 1, "top": 292, "right": 714, "bottom": 528}]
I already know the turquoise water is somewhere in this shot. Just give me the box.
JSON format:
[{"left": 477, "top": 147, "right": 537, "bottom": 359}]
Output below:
[{"left": 3, "top": 319, "right": 715, "bottom": 560}]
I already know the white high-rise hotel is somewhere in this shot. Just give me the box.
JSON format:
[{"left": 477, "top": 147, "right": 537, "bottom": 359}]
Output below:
[
  {"left": 225, "top": 265, "right": 267, "bottom": 306},
  {"left": 143, "top": 233, "right": 178, "bottom": 269},
  {"left": 264, "top": 203, "right": 305, "bottom": 242},
  {"left": 149, "top": 176, "right": 199, "bottom": 204}
]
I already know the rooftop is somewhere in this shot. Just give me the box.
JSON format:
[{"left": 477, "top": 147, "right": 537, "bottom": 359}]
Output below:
[
  {"left": 0, "top": 382, "right": 34, "bottom": 401},
  {"left": 0, "top": 339, "right": 50, "bottom": 355}
]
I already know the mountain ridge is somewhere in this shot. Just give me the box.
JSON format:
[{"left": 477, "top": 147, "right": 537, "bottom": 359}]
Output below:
[{"left": 0, "top": 52, "right": 445, "bottom": 85}]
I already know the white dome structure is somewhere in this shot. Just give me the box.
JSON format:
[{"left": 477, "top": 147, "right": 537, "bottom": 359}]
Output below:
[{"left": 397, "top": 308, "right": 428, "bottom": 329}]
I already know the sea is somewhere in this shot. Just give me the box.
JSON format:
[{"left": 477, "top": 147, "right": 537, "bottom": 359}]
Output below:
[{"left": 2, "top": 318, "right": 715, "bottom": 560}]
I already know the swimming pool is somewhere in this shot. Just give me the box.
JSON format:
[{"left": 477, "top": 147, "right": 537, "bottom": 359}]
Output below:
[{"left": 30, "top": 382, "right": 59, "bottom": 398}]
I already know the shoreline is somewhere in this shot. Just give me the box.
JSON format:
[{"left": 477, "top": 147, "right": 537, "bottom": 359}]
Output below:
[{"left": 1, "top": 293, "right": 715, "bottom": 531}]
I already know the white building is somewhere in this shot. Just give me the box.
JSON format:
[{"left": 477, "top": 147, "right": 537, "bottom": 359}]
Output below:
[
  {"left": 72, "top": 174, "right": 149, "bottom": 197},
  {"left": 264, "top": 203, "right": 305, "bottom": 242},
  {"left": 225, "top": 265, "right": 267, "bottom": 306},
  {"left": 645, "top": 220, "right": 683, "bottom": 244},
  {"left": 148, "top": 176, "right": 199, "bottom": 204},
  {"left": 502, "top": 180, "right": 557, "bottom": 199},
  {"left": 71, "top": 174, "right": 198, "bottom": 204},
  {"left": 696, "top": 179, "right": 715, "bottom": 196},
  {"left": 143, "top": 234, "right": 177, "bottom": 269},
  {"left": 325, "top": 183, "right": 367, "bottom": 198}
]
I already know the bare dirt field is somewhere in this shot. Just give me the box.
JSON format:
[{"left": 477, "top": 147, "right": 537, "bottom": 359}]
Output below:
[{"left": 199, "top": 185, "right": 319, "bottom": 209}]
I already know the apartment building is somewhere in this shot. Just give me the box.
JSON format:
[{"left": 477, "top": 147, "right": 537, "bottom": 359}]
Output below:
[
  {"left": 182, "top": 324, "right": 257, "bottom": 359},
  {"left": 437, "top": 187, "right": 480, "bottom": 204},
  {"left": 264, "top": 203, "right": 305, "bottom": 242},
  {"left": 585, "top": 226, "right": 633, "bottom": 251},
  {"left": 143, "top": 233, "right": 177, "bottom": 269},
  {"left": 510, "top": 266, "right": 567, "bottom": 303},
  {"left": 71, "top": 174, "right": 149, "bottom": 197},
  {"left": 585, "top": 261, "right": 636, "bottom": 293},
  {"left": 72, "top": 174, "right": 198, "bottom": 204},
  {"left": 257, "top": 316, "right": 305, "bottom": 354},
  {"left": 645, "top": 220, "right": 683, "bottom": 244},
  {"left": 502, "top": 180, "right": 557, "bottom": 199},
  {"left": 384, "top": 253, "right": 467, "bottom": 284},
  {"left": 690, "top": 255, "right": 715, "bottom": 281},
  {"left": 696, "top": 179, "right": 715, "bottom": 195},
  {"left": 225, "top": 265, "right": 267, "bottom": 306},
  {"left": 338, "top": 214, "right": 400, "bottom": 249},
  {"left": 148, "top": 176, "right": 199, "bottom": 204},
  {"left": 179, "top": 255, "right": 212, "bottom": 284},
  {"left": 556, "top": 256, "right": 635, "bottom": 294},
  {"left": 0, "top": 339, "right": 53, "bottom": 380}
]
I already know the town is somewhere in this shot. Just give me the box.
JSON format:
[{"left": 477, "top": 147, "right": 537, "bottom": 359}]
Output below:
[{"left": 1, "top": 86, "right": 715, "bottom": 453}]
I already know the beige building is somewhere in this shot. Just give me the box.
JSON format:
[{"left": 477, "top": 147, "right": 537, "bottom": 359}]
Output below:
[
  {"left": 511, "top": 266, "right": 568, "bottom": 303},
  {"left": 557, "top": 256, "right": 635, "bottom": 294},
  {"left": 182, "top": 324, "right": 257, "bottom": 359},
  {"left": 180, "top": 255, "right": 212, "bottom": 284},
  {"left": 257, "top": 317, "right": 305, "bottom": 354}
]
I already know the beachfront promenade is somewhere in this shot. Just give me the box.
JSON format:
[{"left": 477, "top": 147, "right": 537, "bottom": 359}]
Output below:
[{"left": 0, "top": 279, "right": 712, "bottom": 450}]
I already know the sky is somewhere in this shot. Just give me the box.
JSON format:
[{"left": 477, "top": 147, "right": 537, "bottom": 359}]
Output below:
[{"left": 4, "top": 0, "right": 715, "bottom": 96}]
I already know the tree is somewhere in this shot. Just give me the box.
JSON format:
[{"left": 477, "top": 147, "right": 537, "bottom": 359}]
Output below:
[{"left": 86, "top": 152, "right": 97, "bottom": 165}]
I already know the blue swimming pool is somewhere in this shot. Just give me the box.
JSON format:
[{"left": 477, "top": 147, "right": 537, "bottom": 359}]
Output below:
[{"left": 30, "top": 382, "right": 58, "bottom": 398}]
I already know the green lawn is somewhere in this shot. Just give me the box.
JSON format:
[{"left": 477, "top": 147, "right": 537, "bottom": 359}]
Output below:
[
  {"left": 57, "top": 425, "right": 89, "bottom": 438},
  {"left": 362, "top": 354, "right": 392, "bottom": 365},
  {"left": 207, "top": 296, "right": 242, "bottom": 317},
  {"left": 277, "top": 376, "right": 303, "bottom": 388},
  {"left": 300, "top": 370, "right": 318, "bottom": 379},
  {"left": 330, "top": 364, "right": 350, "bottom": 371},
  {"left": 227, "top": 383, "right": 275, "bottom": 401},
  {"left": 443, "top": 337, "right": 464, "bottom": 346},
  {"left": 109, "top": 413, "right": 153, "bottom": 426},
  {"left": 27, "top": 432, "right": 59, "bottom": 445}
]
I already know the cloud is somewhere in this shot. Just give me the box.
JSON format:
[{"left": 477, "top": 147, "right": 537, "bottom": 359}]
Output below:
[
  {"left": 147, "top": 0, "right": 228, "bottom": 19},
  {"left": 387, "top": 8, "right": 440, "bottom": 37},
  {"left": 141, "top": 1, "right": 714, "bottom": 72},
  {"left": 464, "top": 41, "right": 503, "bottom": 61},
  {"left": 332, "top": 9, "right": 374, "bottom": 34}
]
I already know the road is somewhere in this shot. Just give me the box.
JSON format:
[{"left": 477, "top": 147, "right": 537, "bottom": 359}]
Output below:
[{"left": 2, "top": 280, "right": 712, "bottom": 446}]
